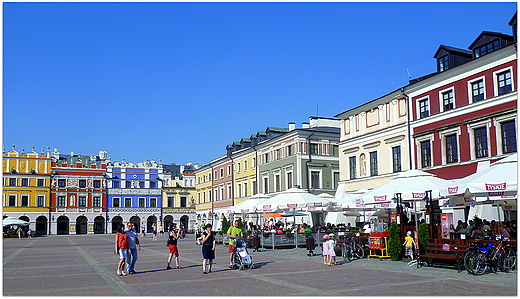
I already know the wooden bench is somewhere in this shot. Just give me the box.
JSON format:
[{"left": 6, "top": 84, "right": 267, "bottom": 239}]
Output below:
[{"left": 418, "top": 242, "right": 468, "bottom": 272}]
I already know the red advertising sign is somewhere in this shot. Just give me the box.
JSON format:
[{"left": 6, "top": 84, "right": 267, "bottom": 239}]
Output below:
[
  {"left": 391, "top": 215, "right": 396, "bottom": 221},
  {"left": 412, "top": 192, "right": 426, "bottom": 199},
  {"left": 374, "top": 195, "right": 387, "bottom": 202},
  {"left": 486, "top": 183, "right": 507, "bottom": 191},
  {"left": 314, "top": 202, "right": 323, "bottom": 207},
  {"left": 441, "top": 214, "right": 447, "bottom": 220}
]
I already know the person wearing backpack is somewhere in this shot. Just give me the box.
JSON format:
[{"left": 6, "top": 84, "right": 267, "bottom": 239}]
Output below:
[{"left": 114, "top": 224, "right": 129, "bottom": 276}]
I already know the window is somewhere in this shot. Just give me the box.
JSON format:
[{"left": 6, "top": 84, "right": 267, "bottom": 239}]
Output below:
[
  {"left": 139, "top": 197, "right": 146, "bottom": 207},
  {"left": 311, "top": 171, "right": 320, "bottom": 189},
  {"left": 79, "top": 180, "right": 86, "bottom": 188},
  {"left": 287, "top": 145, "right": 293, "bottom": 156},
  {"left": 9, "top": 178, "right": 16, "bottom": 186},
  {"left": 21, "top": 195, "right": 29, "bottom": 207},
  {"left": 438, "top": 55, "right": 449, "bottom": 72},
  {"left": 333, "top": 172, "right": 340, "bottom": 189},
  {"left": 244, "top": 182, "right": 248, "bottom": 197},
  {"left": 331, "top": 145, "right": 339, "bottom": 156},
  {"left": 252, "top": 181, "right": 257, "bottom": 195},
  {"left": 264, "top": 153, "right": 269, "bottom": 164},
  {"left": 37, "top": 195, "right": 45, "bottom": 207},
  {"left": 471, "top": 80, "right": 485, "bottom": 102},
  {"left": 263, "top": 177, "right": 268, "bottom": 194},
  {"left": 228, "top": 185, "right": 232, "bottom": 199},
  {"left": 168, "top": 197, "right": 174, "bottom": 207},
  {"left": 37, "top": 179, "right": 44, "bottom": 187},
  {"left": 287, "top": 172, "right": 293, "bottom": 189},
  {"left": 227, "top": 166, "right": 231, "bottom": 176},
  {"left": 57, "top": 196, "right": 66, "bottom": 206},
  {"left": 93, "top": 180, "right": 101, "bottom": 188},
  {"left": 220, "top": 168, "right": 224, "bottom": 178},
  {"left": 474, "top": 127, "right": 488, "bottom": 158},
  {"left": 138, "top": 181, "right": 144, "bottom": 188},
  {"left": 446, "top": 134, "right": 458, "bottom": 163},
  {"left": 349, "top": 156, "right": 357, "bottom": 179},
  {"left": 180, "top": 196, "right": 187, "bottom": 207},
  {"left": 392, "top": 146, "right": 402, "bottom": 173},
  {"left": 370, "top": 152, "right": 378, "bottom": 176},
  {"left": 238, "top": 184, "right": 242, "bottom": 198},
  {"left": 275, "top": 174, "right": 280, "bottom": 192},
  {"left": 419, "top": 99, "right": 429, "bottom": 118},
  {"left": 497, "top": 70, "right": 512, "bottom": 95},
  {"left": 442, "top": 90, "right": 454, "bottom": 111},
  {"left": 79, "top": 196, "right": 87, "bottom": 207},
  {"left": 475, "top": 39, "right": 500, "bottom": 58},
  {"left": 310, "top": 144, "right": 319, "bottom": 155},
  {"left": 125, "top": 181, "right": 132, "bottom": 188},
  {"left": 93, "top": 196, "right": 101, "bottom": 207},
  {"left": 125, "top": 197, "right": 132, "bottom": 207},
  {"left": 275, "top": 149, "right": 280, "bottom": 160},
  {"left": 8, "top": 195, "right": 16, "bottom": 206},
  {"left": 113, "top": 180, "right": 120, "bottom": 188},
  {"left": 58, "top": 179, "right": 66, "bottom": 187},
  {"left": 112, "top": 197, "right": 120, "bottom": 208},
  {"left": 237, "top": 163, "right": 241, "bottom": 173},
  {"left": 502, "top": 120, "right": 517, "bottom": 153},
  {"left": 252, "top": 158, "right": 256, "bottom": 168},
  {"left": 244, "top": 161, "right": 248, "bottom": 171},
  {"left": 420, "top": 141, "right": 432, "bottom": 168},
  {"left": 150, "top": 181, "right": 156, "bottom": 188},
  {"left": 21, "top": 178, "right": 29, "bottom": 186}
]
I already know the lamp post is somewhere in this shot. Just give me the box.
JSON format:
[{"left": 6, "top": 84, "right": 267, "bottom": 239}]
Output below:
[
  {"left": 424, "top": 190, "right": 433, "bottom": 240},
  {"left": 394, "top": 193, "right": 404, "bottom": 243}
]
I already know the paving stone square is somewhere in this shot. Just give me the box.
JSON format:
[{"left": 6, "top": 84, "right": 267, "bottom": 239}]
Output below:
[{"left": 3, "top": 234, "right": 517, "bottom": 296}]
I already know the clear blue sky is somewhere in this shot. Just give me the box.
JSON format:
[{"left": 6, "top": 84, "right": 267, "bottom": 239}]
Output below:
[{"left": 3, "top": 2, "right": 516, "bottom": 166}]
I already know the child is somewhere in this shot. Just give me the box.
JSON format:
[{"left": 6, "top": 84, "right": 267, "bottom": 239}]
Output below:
[
  {"left": 327, "top": 233, "right": 338, "bottom": 266},
  {"left": 403, "top": 231, "right": 416, "bottom": 260},
  {"left": 322, "top": 234, "right": 330, "bottom": 265}
]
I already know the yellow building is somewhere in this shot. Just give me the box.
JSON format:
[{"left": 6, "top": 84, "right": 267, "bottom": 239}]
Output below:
[
  {"left": 194, "top": 164, "right": 213, "bottom": 224},
  {"left": 233, "top": 147, "right": 257, "bottom": 205},
  {"left": 3, "top": 146, "right": 52, "bottom": 234}
]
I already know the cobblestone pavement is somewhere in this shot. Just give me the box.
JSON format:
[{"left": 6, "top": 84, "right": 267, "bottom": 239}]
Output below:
[{"left": 3, "top": 234, "right": 517, "bottom": 296}]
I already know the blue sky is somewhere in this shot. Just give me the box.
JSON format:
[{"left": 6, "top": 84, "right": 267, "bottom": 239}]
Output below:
[{"left": 3, "top": 2, "right": 516, "bottom": 166}]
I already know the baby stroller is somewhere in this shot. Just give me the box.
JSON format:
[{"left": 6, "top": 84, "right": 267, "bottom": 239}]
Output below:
[{"left": 232, "top": 237, "right": 254, "bottom": 270}]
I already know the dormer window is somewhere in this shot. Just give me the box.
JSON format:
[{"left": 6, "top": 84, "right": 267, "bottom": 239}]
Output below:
[
  {"left": 474, "top": 39, "right": 500, "bottom": 58},
  {"left": 438, "top": 55, "right": 449, "bottom": 72}
]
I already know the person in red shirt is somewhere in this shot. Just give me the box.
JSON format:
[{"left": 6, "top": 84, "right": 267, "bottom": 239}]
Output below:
[{"left": 114, "top": 224, "right": 129, "bottom": 276}]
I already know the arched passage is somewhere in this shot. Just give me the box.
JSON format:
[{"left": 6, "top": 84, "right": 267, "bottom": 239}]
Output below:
[
  {"left": 180, "top": 215, "right": 189, "bottom": 233},
  {"left": 147, "top": 215, "right": 157, "bottom": 233},
  {"left": 19, "top": 216, "right": 30, "bottom": 222},
  {"left": 94, "top": 216, "right": 105, "bottom": 234},
  {"left": 35, "top": 216, "right": 48, "bottom": 235},
  {"left": 163, "top": 215, "right": 174, "bottom": 230},
  {"left": 129, "top": 216, "right": 141, "bottom": 231},
  {"left": 111, "top": 216, "right": 123, "bottom": 233},
  {"left": 76, "top": 216, "right": 88, "bottom": 234},
  {"left": 57, "top": 216, "right": 69, "bottom": 235}
]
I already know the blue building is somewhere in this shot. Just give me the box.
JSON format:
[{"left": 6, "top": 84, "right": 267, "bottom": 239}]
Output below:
[{"left": 106, "top": 159, "right": 163, "bottom": 233}]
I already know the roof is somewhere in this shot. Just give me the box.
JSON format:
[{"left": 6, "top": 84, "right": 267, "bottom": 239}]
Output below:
[
  {"left": 433, "top": 44, "right": 472, "bottom": 58},
  {"left": 468, "top": 31, "right": 514, "bottom": 49}
]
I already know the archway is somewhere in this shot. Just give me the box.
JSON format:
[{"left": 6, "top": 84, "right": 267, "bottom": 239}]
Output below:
[
  {"left": 129, "top": 216, "right": 141, "bottom": 232},
  {"left": 56, "top": 216, "right": 70, "bottom": 235},
  {"left": 111, "top": 216, "right": 123, "bottom": 233},
  {"left": 180, "top": 215, "right": 189, "bottom": 233},
  {"left": 163, "top": 215, "right": 174, "bottom": 230},
  {"left": 35, "top": 216, "right": 48, "bottom": 235},
  {"left": 94, "top": 216, "right": 105, "bottom": 234},
  {"left": 147, "top": 215, "right": 157, "bottom": 233},
  {"left": 19, "top": 216, "right": 30, "bottom": 222},
  {"left": 76, "top": 216, "right": 88, "bottom": 234}
]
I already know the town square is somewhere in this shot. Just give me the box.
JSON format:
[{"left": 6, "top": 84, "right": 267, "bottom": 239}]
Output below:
[{"left": 3, "top": 2, "right": 518, "bottom": 296}]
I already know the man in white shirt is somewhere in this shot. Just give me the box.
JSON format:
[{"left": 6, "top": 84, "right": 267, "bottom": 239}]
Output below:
[{"left": 125, "top": 222, "right": 141, "bottom": 274}]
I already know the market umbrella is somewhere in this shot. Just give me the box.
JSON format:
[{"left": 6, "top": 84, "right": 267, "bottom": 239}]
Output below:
[
  {"left": 2, "top": 217, "right": 29, "bottom": 226},
  {"left": 442, "top": 153, "right": 517, "bottom": 198},
  {"left": 259, "top": 188, "right": 333, "bottom": 211},
  {"left": 281, "top": 211, "right": 307, "bottom": 217},
  {"left": 263, "top": 212, "right": 283, "bottom": 218}
]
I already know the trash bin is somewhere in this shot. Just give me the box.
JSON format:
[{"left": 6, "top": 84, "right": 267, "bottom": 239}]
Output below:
[
  {"left": 253, "top": 236, "right": 261, "bottom": 252},
  {"left": 305, "top": 234, "right": 316, "bottom": 256}
]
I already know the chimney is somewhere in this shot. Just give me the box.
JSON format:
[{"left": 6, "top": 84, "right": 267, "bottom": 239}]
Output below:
[
  {"left": 302, "top": 122, "right": 310, "bottom": 129},
  {"left": 288, "top": 122, "right": 296, "bottom": 131}
]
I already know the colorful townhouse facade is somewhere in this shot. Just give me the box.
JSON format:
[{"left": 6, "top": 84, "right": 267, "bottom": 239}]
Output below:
[
  {"left": 105, "top": 159, "right": 163, "bottom": 233},
  {"left": 162, "top": 163, "right": 198, "bottom": 231},
  {"left": 406, "top": 18, "right": 517, "bottom": 225},
  {"left": 3, "top": 146, "right": 53, "bottom": 235},
  {"left": 50, "top": 149, "right": 109, "bottom": 234}
]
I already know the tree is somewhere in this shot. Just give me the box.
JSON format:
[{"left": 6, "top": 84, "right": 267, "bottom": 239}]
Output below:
[
  {"left": 418, "top": 222, "right": 430, "bottom": 254},
  {"left": 221, "top": 216, "right": 230, "bottom": 234},
  {"left": 387, "top": 221, "right": 402, "bottom": 257}
]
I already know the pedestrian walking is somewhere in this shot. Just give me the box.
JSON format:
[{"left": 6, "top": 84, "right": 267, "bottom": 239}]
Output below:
[
  {"left": 327, "top": 233, "right": 338, "bottom": 266},
  {"left": 124, "top": 222, "right": 141, "bottom": 274},
  {"left": 152, "top": 223, "right": 158, "bottom": 241},
  {"left": 201, "top": 223, "right": 216, "bottom": 274},
  {"left": 322, "top": 234, "right": 330, "bottom": 265},
  {"left": 403, "top": 231, "right": 416, "bottom": 260},
  {"left": 166, "top": 223, "right": 182, "bottom": 269},
  {"left": 227, "top": 220, "right": 243, "bottom": 268},
  {"left": 140, "top": 223, "right": 146, "bottom": 237},
  {"left": 114, "top": 224, "right": 129, "bottom": 276},
  {"left": 27, "top": 228, "right": 33, "bottom": 239},
  {"left": 159, "top": 225, "right": 164, "bottom": 238}
]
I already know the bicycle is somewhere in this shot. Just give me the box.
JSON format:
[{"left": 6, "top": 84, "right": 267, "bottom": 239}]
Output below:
[
  {"left": 464, "top": 235, "right": 516, "bottom": 275},
  {"left": 341, "top": 235, "right": 365, "bottom": 262}
]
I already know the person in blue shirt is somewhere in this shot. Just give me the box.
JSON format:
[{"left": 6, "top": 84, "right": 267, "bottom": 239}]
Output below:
[{"left": 124, "top": 222, "right": 141, "bottom": 274}]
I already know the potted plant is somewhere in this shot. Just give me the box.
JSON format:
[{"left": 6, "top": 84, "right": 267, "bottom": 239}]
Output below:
[
  {"left": 387, "top": 221, "right": 402, "bottom": 261},
  {"left": 418, "top": 222, "right": 430, "bottom": 255}
]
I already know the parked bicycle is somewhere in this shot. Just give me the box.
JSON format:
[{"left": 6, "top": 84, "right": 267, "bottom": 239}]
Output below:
[
  {"left": 464, "top": 235, "right": 516, "bottom": 275},
  {"left": 341, "top": 234, "right": 365, "bottom": 262}
]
